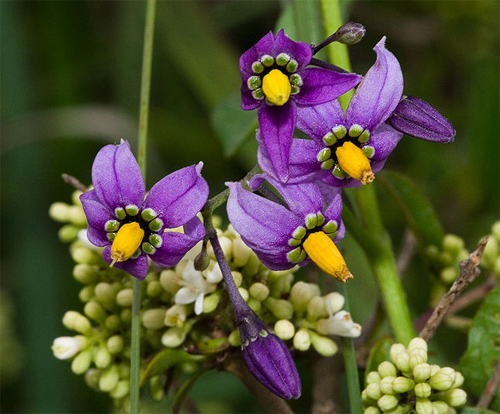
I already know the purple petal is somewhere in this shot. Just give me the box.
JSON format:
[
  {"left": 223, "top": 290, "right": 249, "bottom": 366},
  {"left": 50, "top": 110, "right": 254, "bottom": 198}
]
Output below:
[
  {"left": 80, "top": 189, "right": 113, "bottom": 246},
  {"left": 273, "top": 29, "right": 312, "bottom": 70},
  {"left": 151, "top": 216, "right": 205, "bottom": 268},
  {"left": 239, "top": 313, "right": 301, "bottom": 400},
  {"left": 102, "top": 246, "right": 148, "bottom": 280},
  {"left": 296, "top": 100, "right": 345, "bottom": 141},
  {"left": 271, "top": 180, "right": 324, "bottom": 219},
  {"left": 258, "top": 103, "right": 296, "bottom": 182},
  {"left": 239, "top": 31, "right": 277, "bottom": 79},
  {"left": 386, "top": 96, "right": 456, "bottom": 143},
  {"left": 92, "top": 141, "right": 145, "bottom": 210},
  {"left": 296, "top": 68, "right": 361, "bottom": 106},
  {"left": 370, "top": 125, "right": 404, "bottom": 164},
  {"left": 144, "top": 163, "right": 209, "bottom": 229},
  {"left": 346, "top": 37, "right": 403, "bottom": 130},
  {"left": 226, "top": 182, "right": 301, "bottom": 264}
]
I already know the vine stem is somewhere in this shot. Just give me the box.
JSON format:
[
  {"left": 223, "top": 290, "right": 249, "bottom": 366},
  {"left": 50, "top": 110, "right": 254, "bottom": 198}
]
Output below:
[{"left": 131, "top": 1, "right": 156, "bottom": 413}]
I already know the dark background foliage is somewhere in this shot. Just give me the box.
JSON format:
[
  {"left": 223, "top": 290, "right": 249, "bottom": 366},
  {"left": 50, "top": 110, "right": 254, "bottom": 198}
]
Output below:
[{"left": 1, "top": 1, "right": 498, "bottom": 412}]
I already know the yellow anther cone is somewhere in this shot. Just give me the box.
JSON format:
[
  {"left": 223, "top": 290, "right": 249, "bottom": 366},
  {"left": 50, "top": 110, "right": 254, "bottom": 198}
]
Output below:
[
  {"left": 262, "top": 69, "right": 291, "bottom": 106},
  {"left": 336, "top": 141, "right": 375, "bottom": 185},
  {"left": 302, "top": 231, "right": 353, "bottom": 283},
  {"left": 110, "top": 222, "right": 144, "bottom": 265}
]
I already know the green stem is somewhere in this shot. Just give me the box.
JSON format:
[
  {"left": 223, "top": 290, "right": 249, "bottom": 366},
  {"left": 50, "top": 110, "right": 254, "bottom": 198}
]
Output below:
[
  {"left": 131, "top": 1, "right": 156, "bottom": 413},
  {"left": 320, "top": 0, "right": 353, "bottom": 109}
]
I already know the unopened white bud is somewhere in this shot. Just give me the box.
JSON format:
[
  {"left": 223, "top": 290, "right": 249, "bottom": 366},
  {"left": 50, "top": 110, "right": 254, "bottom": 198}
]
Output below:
[
  {"left": 307, "top": 296, "right": 327, "bottom": 321},
  {"left": 110, "top": 379, "right": 129, "bottom": 399},
  {"left": 366, "top": 371, "right": 381, "bottom": 384},
  {"left": 263, "top": 297, "right": 294, "bottom": 320},
  {"left": 107, "top": 335, "right": 124, "bottom": 355},
  {"left": 161, "top": 326, "right": 186, "bottom": 348},
  {"left": 58, "top": 225, "right": 80, "bottom": 242},
  {"left": 413, "top": 363, "right": 432, "bottom": 382},
  {"left": 71, "top": 247, "right": 98, "bottom": 264},
  {"left": 437, "top": 389, "right": 467, "bottom": 407},
  {"left": 160, "top": 269, "right": 181, "bottom": 294},
  {"left": 228, "top": 330, "right": 240, "bottom": 347},
  {"left": 208, "top": 236, "right": 232, "bottom": 261},
  {"left": 94, "top": 282, "right": 117, "bottom": 309},
  {"left": 84, "top": 368, "right": 102, "bottom": 390},
  {"left": 116, "top": 288, "right": 133, "bottom": 307},
  {"left": 232, "top": 236, "right": 253, "bottom": 267},
  {"left": 415, "top": 382, "right": 431, "bottom": 398},
  {"left": 63, "top": 311, "right": 92, "bottom": 334},
  {"left": 409, "top": 347, "right": 428, "bottom": 369},
  {"left": 415, "top": 398, "right": 433, "bottom": 414},
  {"left": 49, "top": 202, "right": 71, "bottom": 222},
  {"left": 206, "top": 263, "right": 223, "bottom": 284},
  {"left": 324, "top": 292, "right": 345, "bottom": 314},
  {"left": 231, "top": 271, "right": 243, "bottom": 287},
  {"left": 392, "top": 376, "right": 414, "bottom": 393},
  {"left": 290, "top": 282, "right": 321, "bottom": 313},
  {"left": 99, "top": 365, "right": 120, "bottom": 392},
  {"left": 71, "top": 349, "right": 92, "bottom": 374},
  {"left": 379, "top": 376, "right": 396, "bottom": 395},
  {"left": 431, "top": 401, "right": 449, "bottom": 414},
  {"left": 365, "top": 383, "right": 382, "bottom": 400},
  {"left": 378, "top": 361, "right": 397, "bottom": 378},
  {"left": 84, "top": 301, "right": 107, "bottom": 322},
  {"left": 408, "top": 337, "right": 428, "bottom": 352},
  {"left": 248, "top": 298, "right": 261, "bottom": 313},
  {"left": 52, "top": 336, "right": 87, "bottom": 360},
  {"left": 164, "top": 304, "right": 188, "bottom": 327},
  {"left": 67, "top": 205, "right": 87, "bottom": 226},
  {"left": 451, "top": 371, "right": 464, "bottom": 388},
  {"left": 393, "top": 350, "right": 410, "bottom": 373},
  {"left": 73, "top": 263, "right": 99, "bottom": 284},
  {"left": 142, "top": 308, "right": 167, "bottom": 330},
  {"left": 106, "top": 314, "right": 121, "bottom": 331},
  {"left": 309, "top": 332, "right": 338, "bottom": 357},
  {"left": 293, "top": 328, "right": 311, "bottom": 351},
  {"left": 364, "top": 407, "right": 381, "bottom": 414},
  {"left": 377, "top": 394, "right": 398, "bottom": 411},
  {"left": 429, "top": 370, "right": 454, "bottom": 391},
  {"left": 147, "top": 280, "right": 163, "bottom": 298},
  {"left": 238, "top": 287, "right": 249, "bottom": 302},
  {"left": 202, "top": 292, "right": 220, "bottom": 313},
  {"left": 274, "top": 319, "right": 295, "bottom": 340},
  {"left": 249, "top": 282, "right": 270, "bottom": 302},
  {"left": 94, "top": 344, "right": 112, "bottom": 369}
]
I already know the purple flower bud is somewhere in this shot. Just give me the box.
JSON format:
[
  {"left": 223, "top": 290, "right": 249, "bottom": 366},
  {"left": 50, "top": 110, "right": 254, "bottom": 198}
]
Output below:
[
  {"left": 386, "top": 96, "right": 455, "bottom": 143},
  {"left": 239, "top": 312, "right": 302, "bottom": 400},
  {"left": 334, "top": 22, "right": 366, "bottom": 45}
]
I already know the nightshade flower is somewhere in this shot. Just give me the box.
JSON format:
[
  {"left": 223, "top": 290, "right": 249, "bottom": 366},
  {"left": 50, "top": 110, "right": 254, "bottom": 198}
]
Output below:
[
  {"left": 240, "top": 29, "right": 361, "bottom": 182},
  {"left": 226, "top": 178, "right": 352, "bottom": 283},
  {"left": 80, "top": 141, "right": 209, "bottom": 280}
]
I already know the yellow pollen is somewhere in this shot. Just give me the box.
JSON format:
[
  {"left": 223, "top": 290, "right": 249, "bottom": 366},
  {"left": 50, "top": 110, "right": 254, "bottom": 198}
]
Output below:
[
  {"left": 335, "top": 141, "right": 375, "bottom": 185},
  {"left": 262, "top": 69, "right": 291, "bottom": 106},
  {"left": 110, "top": 222, "right": 144, "bottom": 266},
  {"left": 302, "top": 231, "right": 353, "bottom": 283}
]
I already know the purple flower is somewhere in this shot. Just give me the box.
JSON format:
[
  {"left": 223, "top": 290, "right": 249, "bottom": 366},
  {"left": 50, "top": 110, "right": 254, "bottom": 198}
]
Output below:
[
  {"left": 240, "top": 29, "right": 361, "bottom": 182},
  {"left": 80, "top": 141, "right": 209, "bottom": 279},
  {"left": 226, "top": 178, "right": 353, "bottom": 283}
]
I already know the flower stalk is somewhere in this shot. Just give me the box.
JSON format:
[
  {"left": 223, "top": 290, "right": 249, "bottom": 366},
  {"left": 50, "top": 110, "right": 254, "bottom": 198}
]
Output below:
[{"left": 131, "top": 0, "right": 156, "bottom": 413}]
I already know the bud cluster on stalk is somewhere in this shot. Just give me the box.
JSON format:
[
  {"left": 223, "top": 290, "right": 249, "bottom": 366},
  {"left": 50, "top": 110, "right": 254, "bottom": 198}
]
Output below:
[
  {"left": 50, "top": 193, "right": 362, "bottom": 408},
  {"left": 426, "top": 234, "right": 469, "bottom": 286},
  {"left": 480, "top": 221, "right": 500, "bottom": 279},
  {"left": 362, "top": 338, "right": 467, "bottom": 414}
]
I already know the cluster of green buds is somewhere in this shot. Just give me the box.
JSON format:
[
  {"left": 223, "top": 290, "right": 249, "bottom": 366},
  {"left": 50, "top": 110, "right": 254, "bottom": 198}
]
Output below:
[
  {"left": 50, "top": 193, "right": 362, "bottom": 409},
  {"left": 427, "top": 234, "right": 469, "bottom": 285},
  {"left": 362, "top": 338, "right": 467, "bottom": 414},
  {"left": 480, "top": 221, "right": 500, "bottom": 278}
]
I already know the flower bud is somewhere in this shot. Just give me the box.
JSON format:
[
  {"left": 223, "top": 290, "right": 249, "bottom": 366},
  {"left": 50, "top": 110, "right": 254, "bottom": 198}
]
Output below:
[
  {"left": 208, "top": 235, "right": 232, "bottom": 261},
  {"left": 146, "top": 280, "right": 162, "bottom": 298},
  {"left": 415, "top": 382, "right": 432, "bottom": 398},
  {"left": 392, "top": 376, "right": 414, "bottom": 393},
  {"left": 451, "top": 371, "right": 464, "bottom": 388},
  {"left": 142, "top": 308, "right": 167, "bottom": 330},
  {"left": 324, "top": 292, "right": 345, "bottom": 314},
  {"left": 386, "top": 96, "right": 455, "bottom": 143},
  {"left": 79, "top": 285, "right": 95, "bottom": 302},
  {"left": 408, "top": 337, "right": 428, "bottom": 353},
  {"left": 49, "top": 202, "right": 71, "bottom": 222},
  {"left": 334, "top": 22, "right": 366, "bottom": 45},
  {"left": 309, "top": 332, "right": 338, "bottom": 357},
  {"left": 393, "top": 350, "right": 410, "bottom": 373},
  {"left": 71, "top": 247, "right": 99, "bottom": 264},
  {"left": 389, "top": 343, "right": 406, "bottom": 361},
  {"left": 94, "top": 344, "right": 112, "bottom": 369},
  {"left": 290, "top": 282, "right": 320, "bottom": 313},
  {"left": 228, "top": 329, "right": 241, "bottom": 346},
  {"left": 431, "top": 401, "right": 449, "bottom": 414},
  {"left": 232, "top": 236, "right": 253, "bottom": 267},
  {"left": 293, "top": 328, "right": 311, "bottom": 351},
  {"left": 249, "top": 282, "right": 270, "bottom": 302},
  {"left": 63, "top": 311, "right": 92, "bottom": 334},
  {"left": 84, "top": 368, "right": 102, "bottom": 390},
  {"left": 436, "top": 389, "right": 467, "bottom": 407},
  {"left": 378, "top": 361, "right": 397, "bottom": 378},
  {"left": 203, "top": 291, "right": 221, "bottom": 313},
  {"left": 149, "top": 375, "right": 164, "bottom": 401},
  {"left": 58, "top": 225, "right": 80, "bottom": 242},
  {"left": 107, "top": 335, "right": 124, "bottom": 355},
  {"left": 307, "top": 296, "right": 328, "bottom": 322},
  {"left": 159, "top": 269, "right": 181, "bottom": 294},
  {"left": 99, "top": 365, "right": 120, "bottom": 392},
  {"left": 440, "top": 266, "right": 458, "bottom": 284},
  {"left": 105, "top": 314, "right": 121, "bottom": 331},
  {"left": 71, "top": 349, "right": 92, "bottom": 374},
  {"left": 164, "top": 304, "right": 188, "bottom": 327},
  {"left": 429, "top": 370, "right": 454, "bottom": 391},
  {"left": 430, "top": 364, "right": 441, "bottom": 376},
  {"left": 68, "top": 205, "right": 87, "bottom": 226},
  {"left": 84, "top": 301, "right": 107, "bottom": 323},
  {"left": 52, "top": 336, "right": 88, "bottom": 360},
  {"left": 206, "top": 263, "right": 223, "bottom": 284},
  {"left": 264, "top": 297, "right": 294, "bottom": 320},
  {"left": 366, "top": 371, "right": 381, "bottom": 384},
  {"left": 377, "top": 394, "right": 398, "bottom": 411},
  {"left": 116, "top": 288, "right": 133, "bottom": 307},
  {"left": 231, "top": 271, "right": 243, "bottom": 287},
  {"left": 110, "top": 379, "right": 129, "bottom": 399},
  {"left": 239, "top": 313, "right": 301, "bottom": 400},
  {"left": 161, "top": 326, "right": 186, "bottom": 348},
  {"left": 409, "top": 347, "right": 428, "bottom": 370},
  {"left": 364, "top": 407, "right": 381, "bottom": 414},
  {"left": 365, "top": 383, "right": 382, "bottom": 400},
  {"left": 94, "top": 282, "right": 117, "bottom": 309},
  {"left": 73, "top": 263, "right": 99, "bottom": 284},
  {"left": 248, "top": 298, "right": 262, "bottom": 313},
  {"left": 415, "top": 398, "right": 433, "bottom": 414},
  {"left": 379, "top": 376, "right": 396, "bottom": 395}
]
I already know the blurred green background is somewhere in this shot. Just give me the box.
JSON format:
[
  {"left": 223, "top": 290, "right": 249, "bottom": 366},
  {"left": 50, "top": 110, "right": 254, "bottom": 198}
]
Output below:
[{"left": 1, "top": 1, "right": 498, "bottom": 412}]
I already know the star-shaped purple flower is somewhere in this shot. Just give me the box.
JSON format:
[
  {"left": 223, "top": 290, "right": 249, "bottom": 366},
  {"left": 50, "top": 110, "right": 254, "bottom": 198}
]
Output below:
[
  {"left": 226, "top": 177, "right": 352, "bottom": 283},
  {"left": 240, "top": 29, "right": 361, "bottom": 182},
  {"left": 80, "top": 141, "right": 209, "bottom": 280}
]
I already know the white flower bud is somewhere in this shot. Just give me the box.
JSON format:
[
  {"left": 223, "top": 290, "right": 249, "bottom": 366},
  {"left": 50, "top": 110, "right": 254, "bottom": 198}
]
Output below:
[
  {"left": 415, "top": 382, "right": 431, "bottom": 398},
  {"left": 393, "top": 350, "right": 410, "bottom": 373},
  {"left": 94, "top": 344, "right": 112, "bottom": 369},
  {"left": 365, "top": 382, "right": 382, "bottom": 400},
  {"left": 116, "top": 288, "right": 133, "bottom": 307},
  {"left": 71, "top": 349, "right": 92, "bottom": 374},
  {"left": 442, "top": 234, "right": 465, "bottom": 254},
  {"left": 161, "top": 327, "right": 186, "bottom": 348},
  {"left": 274, "top": 319, "right": 295, "bottom": 340},
  {"left": 50, "top": 202, "right": 72, "bottom": 222},
  {"left": 63, "top": 311, "right": 92, "bottom": 334},
  {"left": 107, "top": 335, "right": 124, "bottom": 355},
  {"left": 231, "top": 271, "right": 243, "bottom": 287},
  {"left": 431, "top": 401, "right": 449, "bottom": 414},
  {"left": 232, "top": 236, "right": 253, "bottom": 267},
  {"left": 306, "top": 296, "right": 327, "bottom": 322},
  {"left": 202, "top": 292, "right": 220, "bottom": 313},
  {"left": 208, "top": 235, "right": 232, "bottom": 261},
  {"left": 377, "top": 394, "right": 398, "bottom": 411},
  {"left": 379, "top": 376, "right": 396, "bottom": 395},
  {"left": 110, "top": 379, "right": 129, "bottom": 399},
  {"left": 94, "top": 282, "right": 117, "bottom": 309},
  {"left": 451, "top": 371, "right": 464, "bottom": 388},
  {"left": 415, "top": 398, "right": 433, "bottom": 414},
  {"left": 290, "top": 282, "right": 321, "bottom": 313},
  {"left": 310, "top": 332, "right": 338, "bottom": 357},
  {"left": 408, "top": 337, "right": 428, "bottom": 352},
  {"left": 228, "top": 329, "right": 241, "bottom": 347},
  {"left": 67, "top": 205, "right": 87, "bottom": 226},
  {"left": 84, "top": 368, "right": 102, "bottom": 390},
  {"left": 389, "top": 343, "right": 406, "bottom": 362},
  {"left": 249, "top": 282, "right": 270, "bottom": 302},
  {"left": 71, "top": 247, "right": 99, "bottom": 264},
  {"left": 164, "top": 305, "right": 188, "bottom": 327},
  {"left": 263, "top": 297, "right": 294, "bottom": 320},
  {"left": 364, "top": 407, "right": 381, "bottom": 414},
  {"left": 149, "top": 375, "right": 164, "bottom": 402},
  {"left": 437, "top": 389, "right": 467, "bottom": 407},
  {"left": 99, "top": 365, "right": 120, "bottom": 392},
  {"left": 430, "top": 364, "right": 441, "bottom": 376},
  {"left": 78, "top": 285, "right": 94, "bottom": 302},
  {"left": 52, "top": 336, "right": 87, "bottom": 360},
  {"left": 142, "top": 308, "right": 167, "bottom": 330},
  {"left": 58, "top": 225, "right": 80, "bottom": 242},
  {"left": 84, "top": 301, "right": 107, "bottom": 322},
  {"left": 392, "top": 376, "right": 414, "bottom": 393},
  {"left": 206, "top": 263, "right": 223, "bottom": 284},
  {"left": 429, "top": 370, "right": 454, "bottom": 391},
  {"left": 324, "top": 292, "right": 345, "bottom": 314},
  {"left": 440, "top": 266, "right": 458, "bottom": 284},
  {"left": 73, "top": 264, "right": 99, "bottom": 284},
  {"left": 293, "top": 328, "right": 311, "bottom": 351},
  {"left": 247, "top": 298, "right": 262, "bottom": 313},
  {"left": 378, "top": 361, "right": 397, "bottom": 378},
  {"left": 106, "top": 314, "right": 121, "bottom": 331},
  {"left": 366, "top": 371, "right": 381, "bottom": 384},
  {"left": 159, "top": 269, "right": 181, "bottom": 294},
  {"left": 409, "top": 347, "right": 428, "bottom": 370},
  {"left": 238, "top": 287, "right": 249, "bottom": 302},
  {"left": 147, "top": 280, "right": 163, "bottom": 298}
]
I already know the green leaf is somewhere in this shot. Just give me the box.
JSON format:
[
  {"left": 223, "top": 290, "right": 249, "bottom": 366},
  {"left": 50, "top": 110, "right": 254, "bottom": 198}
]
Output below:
[
  {"left": 364, "top": 335, "right": 394, "bottom": 385},
  {"left": 211, "top": 91, "right": 257, "bottom": 157},
  {"left": 139, "top": 348, "right": 207, "bottom": 388},
  {"left": 379, "top": 171, "right": 446, "bottom": 250},
  {"left": 172, "top": 367, "right": 210, "bottom": 414},
  {"left": 459, "top": 285, "right": 500, "bottom": 411}
]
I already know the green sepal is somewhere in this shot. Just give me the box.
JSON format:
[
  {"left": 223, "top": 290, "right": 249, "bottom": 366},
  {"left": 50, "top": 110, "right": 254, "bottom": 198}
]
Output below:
[{"left": 139, "top": 349, "right": 208, "bottom": 388}]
